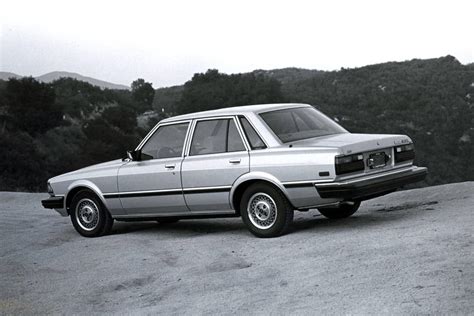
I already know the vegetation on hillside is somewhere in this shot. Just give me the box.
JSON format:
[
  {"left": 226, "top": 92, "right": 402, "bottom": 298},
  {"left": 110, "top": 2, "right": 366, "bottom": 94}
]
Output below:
[
  {"left": 176, "top": 69, "right": 285, "bottom": 114},
  {"left": 286, "top": 56, "right": 474, "bottom": 185},
  {"left": 0, "top": 77, "right": 154, "bottom": 191},
  {"left": 0, "top": 56, "right": 472, "bottom": 191},
  {"left": 153, "top": 56, "right": 473, "bottom": 186}
]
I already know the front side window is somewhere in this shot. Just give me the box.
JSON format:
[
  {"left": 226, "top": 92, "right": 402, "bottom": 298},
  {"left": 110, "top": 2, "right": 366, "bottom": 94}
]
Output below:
[
  {"left": 141, "top": 123, "right": 189, "bottom": 159},
  {"left": 190, "top": 119, "right": 245, "bottom": 156},
  {"left": 260, "top": 107, "right": 347, "bottom": 143}
]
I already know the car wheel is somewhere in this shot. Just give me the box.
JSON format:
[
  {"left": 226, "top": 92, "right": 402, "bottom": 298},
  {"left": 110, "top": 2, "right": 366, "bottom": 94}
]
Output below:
[
  {"left": 156, "top": 218, "right": 179, "bottom": 224},
  {"left": 70, "top": 190, "right": 114, "bottom": 237},
  {"left": 240, "top": 183, "right": 293, "bottom": 238},
  {"left": 318, "top": 201, "right": 361, "bottom": 219}
]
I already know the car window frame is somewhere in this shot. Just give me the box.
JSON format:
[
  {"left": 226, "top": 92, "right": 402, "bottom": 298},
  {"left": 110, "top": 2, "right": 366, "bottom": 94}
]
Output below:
[
  {"left": 185, "top": 116, "right": 249, "bottom": 157},
  {"left": 237, "top": 115, "right": 268, "bottom": 150},
  {"left": 136, "top": 120, "right": 192, "bottom": 160}
]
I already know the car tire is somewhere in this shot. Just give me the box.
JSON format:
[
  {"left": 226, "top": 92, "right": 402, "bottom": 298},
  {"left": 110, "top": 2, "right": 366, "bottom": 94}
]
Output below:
[
  {"left": 70, "top": 190, "right": 114, "bottom": 237},
  {"left": 318, "top": 201, "right": 361, "bottom": 219},
  {"left": 156, "top": 218, "right": 179, "bottom": 224},
  {"left": 240, "top": 183, "right": 293, "bottom": 238}
]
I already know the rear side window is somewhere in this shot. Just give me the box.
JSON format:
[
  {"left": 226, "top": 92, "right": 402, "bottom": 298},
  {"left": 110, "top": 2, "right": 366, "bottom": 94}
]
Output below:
[
  {"left": 190, "top": 119, "right": 245, "bottom": 156},
  {"left": 239, "top": 116, "right": 266, "bottom": 150}
]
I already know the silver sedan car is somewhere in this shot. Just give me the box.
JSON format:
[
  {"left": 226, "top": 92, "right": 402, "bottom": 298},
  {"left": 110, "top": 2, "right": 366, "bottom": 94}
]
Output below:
[{"left": 42, "top": 103, "right": 427, "bottom": 238}]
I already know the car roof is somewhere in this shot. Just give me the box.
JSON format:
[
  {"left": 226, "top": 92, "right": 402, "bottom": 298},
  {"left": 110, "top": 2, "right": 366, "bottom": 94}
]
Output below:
[{"left": 160, "top": 103, "right": 311, "bottom": 123}]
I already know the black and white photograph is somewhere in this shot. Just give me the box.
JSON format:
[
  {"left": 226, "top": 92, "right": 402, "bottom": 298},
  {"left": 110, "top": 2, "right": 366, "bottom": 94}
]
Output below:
[{"left": 1, "top": 0, "right": 473, "bottom": 314}]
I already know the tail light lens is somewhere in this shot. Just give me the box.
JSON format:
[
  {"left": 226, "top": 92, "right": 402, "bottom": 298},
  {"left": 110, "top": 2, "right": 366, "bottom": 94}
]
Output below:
[
  {"left": 335, "top": 153, "right": 364, "bottom": 175},
  {"left": 394, "top": 144, "right": 415, "bottom": 163}
]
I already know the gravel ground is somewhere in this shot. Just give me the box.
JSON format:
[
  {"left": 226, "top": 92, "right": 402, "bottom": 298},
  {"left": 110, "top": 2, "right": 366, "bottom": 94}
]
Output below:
[{"left": 1, "top": 182, "right": 473, "bottom": 315}]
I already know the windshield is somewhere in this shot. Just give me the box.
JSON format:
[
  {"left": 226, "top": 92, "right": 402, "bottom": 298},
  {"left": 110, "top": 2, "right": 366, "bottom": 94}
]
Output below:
[{"left": 260, "top": 107, "right": 347, "bottom": 143}]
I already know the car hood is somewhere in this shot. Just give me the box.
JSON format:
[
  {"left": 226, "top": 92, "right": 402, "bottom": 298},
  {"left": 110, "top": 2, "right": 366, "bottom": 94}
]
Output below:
[
  {"left": 50, "top": 158, "right": 125, "bottom": 182},
  {"left": 287, "top": 133, "right": 412, "bottom": 155}
]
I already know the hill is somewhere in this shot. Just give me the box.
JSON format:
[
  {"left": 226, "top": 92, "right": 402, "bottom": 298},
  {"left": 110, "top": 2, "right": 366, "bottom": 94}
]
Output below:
[
  {"left": 0, "top": 71, "right": 129, "bottom": 90},
  {"left": 153, "top": 56, "right": 474, "bottom": 186},
  {"left": 0, "top": 55, "right": 472, "bottom": 191},
  {"left": 0, "top": 72, "right": 22, "bottom": 80},
  {"left": 252, "top": 67, "right": 325, "bottom": 84},
  {"left": 1, "top": 181, "right": 473, "bottom": 314}
]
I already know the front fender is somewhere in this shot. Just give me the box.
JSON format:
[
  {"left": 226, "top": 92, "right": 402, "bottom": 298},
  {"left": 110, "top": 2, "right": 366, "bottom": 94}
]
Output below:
[
  {"left": 65, "top": 180, "right": 107, "bottom": 208},
  {"left": 65, "top": 180, "right": 125, "bottom": 217}
]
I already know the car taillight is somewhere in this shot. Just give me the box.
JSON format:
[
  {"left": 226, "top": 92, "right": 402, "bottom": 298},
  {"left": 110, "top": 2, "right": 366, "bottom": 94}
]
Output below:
[
  {"left": 335, "top": 153, "right": 364, "bottom": 175},
  {"left": 394, "top": 144, "right": 415, "bottom": 163}
]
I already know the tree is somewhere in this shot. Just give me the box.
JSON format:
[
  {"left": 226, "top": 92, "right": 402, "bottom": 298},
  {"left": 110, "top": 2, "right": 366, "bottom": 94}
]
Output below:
[
  {"left": 4, "top": 77, "right": 62, "bottom": 135},
  {"left": 131, "top": 78, "right": 155, "bottom": 112},
  {"left": 0, "top": 130, "right": 47, "bottom": 191},
  {"left": 177, "top": 69, "right": 285, "bottom": 114},
  {"left": 102, "top": 105, "right": 137, "bottom": 133},
  {"left": 82, "top": 117, "right": 139, "bottom": 164}
]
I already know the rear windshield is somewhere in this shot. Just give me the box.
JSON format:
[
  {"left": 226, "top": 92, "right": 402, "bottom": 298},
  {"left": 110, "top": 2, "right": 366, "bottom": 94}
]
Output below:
[{"left": 260, "top": 107, "right": 347, "bottom": 143}]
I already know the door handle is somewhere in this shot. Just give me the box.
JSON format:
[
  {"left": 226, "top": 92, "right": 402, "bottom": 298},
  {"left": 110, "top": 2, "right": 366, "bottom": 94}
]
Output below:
[
  {"left": 229, "top": 159, "right": 241, "bottom": 164},
  {"left": 165, "top": 164, "right": 175, "bottom": 169}
]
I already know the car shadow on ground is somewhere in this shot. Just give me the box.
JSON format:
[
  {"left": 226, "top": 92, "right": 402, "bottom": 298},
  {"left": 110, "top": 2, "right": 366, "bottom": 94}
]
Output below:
[{"left": 109, "top": 202, "right": 434, "bottom": 237}]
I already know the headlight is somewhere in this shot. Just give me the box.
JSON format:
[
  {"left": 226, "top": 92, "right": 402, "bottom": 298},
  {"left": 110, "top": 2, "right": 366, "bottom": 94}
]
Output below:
[{"left": 47, "top": 183, "right": 54, "bottom": 196}]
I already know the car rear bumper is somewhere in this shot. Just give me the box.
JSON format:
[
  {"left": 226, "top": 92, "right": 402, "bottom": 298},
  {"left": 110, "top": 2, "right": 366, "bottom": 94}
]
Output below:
[
  {"left": 41, "top": 196, "right": 68, "bottom": 216},
  {"left": 315, "top": 166, "right": 428, "bottom": 200}
]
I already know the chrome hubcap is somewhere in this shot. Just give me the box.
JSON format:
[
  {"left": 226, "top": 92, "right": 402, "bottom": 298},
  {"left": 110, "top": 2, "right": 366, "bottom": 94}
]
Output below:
[
  {"left": 247, "top": 193, "right": 277, "bottom": 229},
  {"left": 76, "top": 198, "right": 99, "bottom": 231}
]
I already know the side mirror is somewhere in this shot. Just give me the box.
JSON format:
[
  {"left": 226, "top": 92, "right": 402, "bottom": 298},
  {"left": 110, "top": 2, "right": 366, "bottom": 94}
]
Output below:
[{"left": 126, "top": 150, "right": 141, "bottom": 161}]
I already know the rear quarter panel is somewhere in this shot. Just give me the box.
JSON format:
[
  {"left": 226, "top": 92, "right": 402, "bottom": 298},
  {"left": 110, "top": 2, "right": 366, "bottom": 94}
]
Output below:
[{"left": 249, "top": 147, "right": 341, "bottom": 208}]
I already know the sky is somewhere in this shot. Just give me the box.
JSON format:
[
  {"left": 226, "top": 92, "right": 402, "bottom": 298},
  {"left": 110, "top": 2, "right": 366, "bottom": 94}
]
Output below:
[{"left": 1, "top": 0, "right": 473, "bottom": 88}]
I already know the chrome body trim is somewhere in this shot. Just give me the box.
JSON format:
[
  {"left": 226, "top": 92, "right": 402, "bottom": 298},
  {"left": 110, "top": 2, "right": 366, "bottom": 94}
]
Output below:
[
  {"left": 183, "top": 185, "right": 232, "bottom": 193},
  {"left": 102, "top": 185, "right": 233, "bottom": 198},
  {"left": 282, "top": 179, "right": 334, "bottom": 187}
]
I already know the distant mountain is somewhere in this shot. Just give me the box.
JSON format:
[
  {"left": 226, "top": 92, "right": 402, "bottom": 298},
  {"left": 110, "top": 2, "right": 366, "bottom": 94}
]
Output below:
[
  {"left": 0, "top": 72, "right": 22, "bottom": 81},
  {"left": 0, "top": 71, "right": 129, "bottom": 90},
  {"left": 36, "top": 72, "right": 130, "bottom": 90}
]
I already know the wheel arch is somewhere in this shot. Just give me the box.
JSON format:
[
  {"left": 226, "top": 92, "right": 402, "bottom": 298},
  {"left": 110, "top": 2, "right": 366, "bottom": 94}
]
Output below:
[
  {"left": 65, "top": 180, "right": 106, "bottom": 214},
  {"left": 230, "top": 172, "right": 294, "bottom": 214}
]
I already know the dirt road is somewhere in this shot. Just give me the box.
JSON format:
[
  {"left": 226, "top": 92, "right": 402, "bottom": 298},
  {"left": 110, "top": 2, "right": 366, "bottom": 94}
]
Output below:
[{"left": 1, "top": 182, "right": 473, "bottom": 314}]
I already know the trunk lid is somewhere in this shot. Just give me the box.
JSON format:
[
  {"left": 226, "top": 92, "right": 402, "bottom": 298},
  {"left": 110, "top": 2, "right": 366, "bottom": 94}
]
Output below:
[{"left": 287, "top": 133, "right": 411, "bottom": 155}]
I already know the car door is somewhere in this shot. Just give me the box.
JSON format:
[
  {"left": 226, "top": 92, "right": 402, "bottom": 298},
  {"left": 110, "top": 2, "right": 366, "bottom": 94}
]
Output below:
[
  {"left": 181, "top": 117, "right": 250, "bottom": 212},
  {"left": 117, "top": 121, "right": 190, "bottom": 216}
]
